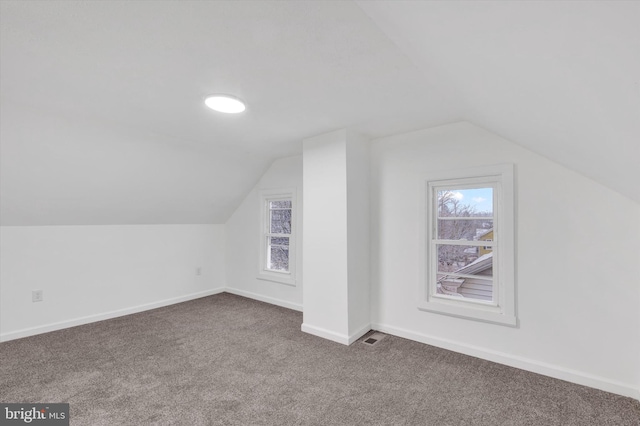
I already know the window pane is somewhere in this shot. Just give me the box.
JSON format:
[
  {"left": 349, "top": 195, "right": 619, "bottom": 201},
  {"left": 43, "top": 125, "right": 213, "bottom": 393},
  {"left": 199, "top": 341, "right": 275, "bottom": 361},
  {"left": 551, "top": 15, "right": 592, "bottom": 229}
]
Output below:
[
  {"left": 436, "top": 244, "right": 493, "bottom": 302},
  {"left": 270, "top": 200, "right": 292, "bottom": 209},
  {"left": 269, "top": 236, "right": 289, "bottom": 247},
  {"left": 268, "top": 245, "right": 289, "bottom": 272},
  {"left": 437, "top": 219, "right": 493, "bottom": 240},
  {"left": 437, "top": 188, "right": 493, "bottom": 217},
  {"left": 436, "top": 244, "right": 494, "bottom": 276},
  {"left": 270, "top": 208, "right": 291, "bottom": 234}
]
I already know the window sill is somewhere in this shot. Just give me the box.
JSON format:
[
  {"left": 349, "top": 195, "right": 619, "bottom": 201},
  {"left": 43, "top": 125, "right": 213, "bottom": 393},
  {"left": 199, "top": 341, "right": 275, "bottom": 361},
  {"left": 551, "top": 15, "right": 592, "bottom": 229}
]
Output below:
[
  {"left": 257, "top": 272, "right": 296, "bottom": 287},
  {"left": 418, "top": 300, "right": 517, "bottom": 327}
]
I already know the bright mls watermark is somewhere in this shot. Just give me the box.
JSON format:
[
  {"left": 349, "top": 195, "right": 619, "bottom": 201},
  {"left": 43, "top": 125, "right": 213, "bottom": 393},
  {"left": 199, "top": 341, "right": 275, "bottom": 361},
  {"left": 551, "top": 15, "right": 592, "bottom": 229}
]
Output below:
[{"left": 1, "top": 404, "right": 69, "bottom": 425}]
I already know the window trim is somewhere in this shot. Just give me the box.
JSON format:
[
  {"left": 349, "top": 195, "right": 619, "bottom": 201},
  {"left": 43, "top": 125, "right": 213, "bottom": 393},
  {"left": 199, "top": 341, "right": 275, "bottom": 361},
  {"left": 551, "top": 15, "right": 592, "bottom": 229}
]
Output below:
[
  {"left": 419, "top": 164, "right": 516, "bottom": 326},
  {"left": 257, "top": 188, "right": 296, "bottom": 286}
]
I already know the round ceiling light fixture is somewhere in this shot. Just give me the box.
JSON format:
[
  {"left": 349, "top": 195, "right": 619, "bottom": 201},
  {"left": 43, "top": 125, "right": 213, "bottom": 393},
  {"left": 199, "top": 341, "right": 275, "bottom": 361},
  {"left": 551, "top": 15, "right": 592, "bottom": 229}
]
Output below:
[{"left": 204, "top": 94, "right": 246, "bottom": 113}]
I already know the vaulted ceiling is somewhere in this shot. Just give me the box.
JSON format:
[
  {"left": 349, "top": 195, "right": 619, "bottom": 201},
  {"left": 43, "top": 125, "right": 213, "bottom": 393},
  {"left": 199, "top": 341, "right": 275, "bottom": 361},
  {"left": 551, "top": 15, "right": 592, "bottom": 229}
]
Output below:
[{"left": 1, "top": 1, "right": 638, "bottom": 225}]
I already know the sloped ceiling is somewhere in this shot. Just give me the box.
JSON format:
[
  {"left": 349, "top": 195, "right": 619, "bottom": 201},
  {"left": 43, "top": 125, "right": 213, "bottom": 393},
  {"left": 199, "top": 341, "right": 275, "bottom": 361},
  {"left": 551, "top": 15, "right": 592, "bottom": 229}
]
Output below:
[
  {"left": 0, "top": 0, "right": 456, "bottom": 225},
  {"left": 357, "top": 0, "right": 640, "bottom": 203},
  {"left": 1, "top": 1, "right": 637, "bottom": 226}
]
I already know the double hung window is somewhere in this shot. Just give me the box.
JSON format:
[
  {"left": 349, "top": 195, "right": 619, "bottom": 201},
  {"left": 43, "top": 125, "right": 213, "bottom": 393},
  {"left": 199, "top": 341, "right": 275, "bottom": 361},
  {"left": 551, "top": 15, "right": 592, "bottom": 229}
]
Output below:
[
  {"left": 258, "top": 189, "right": 296, "bottom": 285},
  {"left": 420, "top": 165, "right": 516, "bottom": 326}
]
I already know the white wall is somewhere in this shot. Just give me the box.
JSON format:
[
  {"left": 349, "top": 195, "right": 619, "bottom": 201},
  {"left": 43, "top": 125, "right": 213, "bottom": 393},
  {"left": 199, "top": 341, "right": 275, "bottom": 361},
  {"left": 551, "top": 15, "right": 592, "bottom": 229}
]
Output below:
[
  {"left": 0, "top": 224, "right": 226, "bottom": 341},
  {"left": 302, "top": 131, "right": 350, "bottom": 339},
  {"left": 225, "top": 156, "right": 303, "bottom": 311},
  {"left": 346, "top": 132, "right": 371, "bottom": 337},
  {"left": 370, "top": 121, "right": 640, "bottom": 399}
]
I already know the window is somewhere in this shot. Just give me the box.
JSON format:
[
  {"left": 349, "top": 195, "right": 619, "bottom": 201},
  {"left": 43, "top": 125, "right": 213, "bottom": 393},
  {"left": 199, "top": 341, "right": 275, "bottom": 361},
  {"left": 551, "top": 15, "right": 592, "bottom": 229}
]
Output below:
[
  {"left": 258, "top": 189, "right": 296, "bottom": 285},
  {"left": 419, "top": 164, "right": 516, "bottom": 326}
]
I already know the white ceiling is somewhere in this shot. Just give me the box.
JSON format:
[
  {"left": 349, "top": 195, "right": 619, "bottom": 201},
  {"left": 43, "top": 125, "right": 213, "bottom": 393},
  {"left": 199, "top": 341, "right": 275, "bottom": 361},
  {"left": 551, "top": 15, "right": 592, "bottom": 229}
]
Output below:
[
  {"left": 1, "top": 1, "right": 638, "bottom": 225},
  {"left": 358, "top": 0, "right": 640, "bottom": 202}
]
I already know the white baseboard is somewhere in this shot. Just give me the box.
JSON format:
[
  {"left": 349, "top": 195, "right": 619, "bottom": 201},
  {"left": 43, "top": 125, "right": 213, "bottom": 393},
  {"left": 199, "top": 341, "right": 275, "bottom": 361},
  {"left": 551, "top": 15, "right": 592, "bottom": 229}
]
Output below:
[
  {"left": 6, "top": 289, "right": 635, "bottom": 402},
  {"left": 348, "top": 324, "right": 372, "bottom": 344},
  {"left": 0, "top": 288, "right": 226, "bottom": 342},
  {"left": 301, "top": 323, "right": 350, "bottom": 345},
  {"left": 0, "top": 286, "right": 299, "bottom": 343},
  {"left": 301, "top": 323, "right": 371, "bottom": 346},
  {"left": 223, "top": 287, "right": 303, "bottom": 312},
  {"left": 372, "top": 322, "right": 640, "bottom": 401}
]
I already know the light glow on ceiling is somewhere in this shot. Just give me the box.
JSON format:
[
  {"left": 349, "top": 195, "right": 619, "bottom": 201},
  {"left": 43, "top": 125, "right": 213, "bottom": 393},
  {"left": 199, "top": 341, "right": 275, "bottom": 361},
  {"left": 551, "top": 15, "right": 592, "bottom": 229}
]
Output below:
[{"left": 204, "top": 95, "right": 246, "bottom": 113}]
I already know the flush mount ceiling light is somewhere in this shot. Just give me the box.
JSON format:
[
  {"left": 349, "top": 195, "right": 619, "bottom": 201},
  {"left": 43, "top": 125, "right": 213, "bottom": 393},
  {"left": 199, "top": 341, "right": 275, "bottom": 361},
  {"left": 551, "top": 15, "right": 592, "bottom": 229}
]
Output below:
[{"left": 204, "top": 94, "right": 246, "bottom": 113}]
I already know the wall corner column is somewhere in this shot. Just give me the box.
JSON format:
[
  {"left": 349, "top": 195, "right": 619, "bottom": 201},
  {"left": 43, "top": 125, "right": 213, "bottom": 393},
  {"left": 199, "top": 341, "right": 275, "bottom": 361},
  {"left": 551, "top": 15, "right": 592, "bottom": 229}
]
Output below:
[{"left": 301, "top": 129, "right": 370, "bottom": 345}]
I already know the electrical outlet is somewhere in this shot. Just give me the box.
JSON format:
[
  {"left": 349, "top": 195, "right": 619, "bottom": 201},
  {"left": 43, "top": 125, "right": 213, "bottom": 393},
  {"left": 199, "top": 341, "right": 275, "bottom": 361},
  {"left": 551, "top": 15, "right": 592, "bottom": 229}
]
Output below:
[
  {"left": 196, "top": 267, "right": 202, "bottom": 276},
  {"left": 32, "top": 290, "right": 43, "bottom": 302}
]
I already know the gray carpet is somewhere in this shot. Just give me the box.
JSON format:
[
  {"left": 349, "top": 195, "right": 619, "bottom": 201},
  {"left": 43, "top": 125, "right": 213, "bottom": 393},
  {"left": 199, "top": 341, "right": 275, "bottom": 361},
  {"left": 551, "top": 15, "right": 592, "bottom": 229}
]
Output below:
[{"left": 1, "top": 293, "right": 638, "bottom": 425}]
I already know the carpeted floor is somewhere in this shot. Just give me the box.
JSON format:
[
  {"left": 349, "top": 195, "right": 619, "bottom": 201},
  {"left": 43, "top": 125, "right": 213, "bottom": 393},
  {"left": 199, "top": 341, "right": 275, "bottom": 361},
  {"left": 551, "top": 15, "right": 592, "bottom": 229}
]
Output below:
[{"left": 1, "top": 293, "right": 638, "bottom": 425}]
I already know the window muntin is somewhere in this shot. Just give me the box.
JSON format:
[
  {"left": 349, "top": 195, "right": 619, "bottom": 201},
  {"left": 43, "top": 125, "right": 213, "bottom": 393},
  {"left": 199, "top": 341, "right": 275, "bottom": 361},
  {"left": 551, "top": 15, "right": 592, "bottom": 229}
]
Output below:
[{"left": 420, "top": 165, "right": 515, "bottom": 326}]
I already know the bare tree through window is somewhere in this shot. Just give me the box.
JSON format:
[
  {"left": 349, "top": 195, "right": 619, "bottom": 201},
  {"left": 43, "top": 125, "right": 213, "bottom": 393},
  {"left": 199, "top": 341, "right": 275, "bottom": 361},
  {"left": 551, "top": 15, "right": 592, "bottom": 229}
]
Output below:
[
  {"left": 436, "top": 189, "right": 492, "bottom": 273},
  {"left": 266, "top": 200, "right": 291, "bottom": 272}
]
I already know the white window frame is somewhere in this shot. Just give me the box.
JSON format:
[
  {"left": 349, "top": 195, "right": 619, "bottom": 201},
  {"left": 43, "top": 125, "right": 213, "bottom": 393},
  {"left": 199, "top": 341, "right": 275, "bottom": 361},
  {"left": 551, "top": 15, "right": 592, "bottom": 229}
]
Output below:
[
  {"left": 258, "top": 189, "right": 296, "bottom": 286},
  {"left": 419, "top": 164, "right": 516, "bottom": 326}
]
